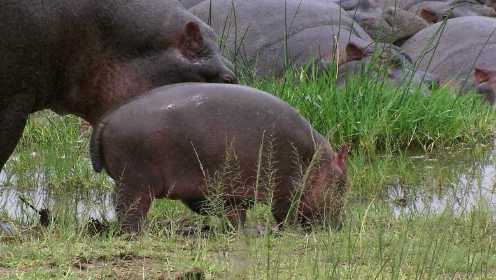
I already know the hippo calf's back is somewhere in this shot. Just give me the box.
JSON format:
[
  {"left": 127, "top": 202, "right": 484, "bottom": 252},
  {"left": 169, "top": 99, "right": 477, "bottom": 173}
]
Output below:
[{"left": 93, "top": 83, "right": 320, "bottom": 179}]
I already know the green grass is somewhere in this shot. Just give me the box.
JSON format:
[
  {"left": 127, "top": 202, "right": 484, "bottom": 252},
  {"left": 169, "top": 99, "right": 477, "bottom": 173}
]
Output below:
[
  {"left": 251, "top": 67, "right": 495, "bottom": 155},
  {"left": 1, "top": 200, "right": 495, "bottom": 279},
  {"left": 1, "top": 68, "right": 496, "bottom": 279}
]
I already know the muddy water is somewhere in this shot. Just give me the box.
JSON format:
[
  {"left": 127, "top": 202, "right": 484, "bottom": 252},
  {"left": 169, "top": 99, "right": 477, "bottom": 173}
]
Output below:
[
  {"left": 387, "top": 143, "right": 496, "bottom": 216},
  {"left": 1, "top": 142, "right": 496, "bottom": 224},
  {"left": 0, "top": 171, "right": 115, "bottom": 223}
]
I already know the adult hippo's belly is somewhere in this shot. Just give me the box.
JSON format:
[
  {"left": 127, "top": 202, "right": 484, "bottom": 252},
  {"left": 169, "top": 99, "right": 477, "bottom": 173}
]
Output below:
[
  {"left": 188, "top": 0, "right": 372, "bottom": 77},
  {"left": 402, "top": 16, "right": 496, "bottom": 103}
]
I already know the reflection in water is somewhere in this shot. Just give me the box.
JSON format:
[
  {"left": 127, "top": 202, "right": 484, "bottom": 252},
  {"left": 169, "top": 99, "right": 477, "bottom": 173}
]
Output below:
[
  {"left": 0, "top": 170, "right": 114, "bottom": 223},
  {"left": 388, "top": 143, "right": 496, "bottom": 216}
]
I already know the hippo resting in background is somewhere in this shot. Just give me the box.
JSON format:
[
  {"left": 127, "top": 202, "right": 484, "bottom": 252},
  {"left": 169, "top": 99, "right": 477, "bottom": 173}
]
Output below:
[
  {"left": 407, "top": 0, "right": 496, "bottom": 23},
  {"left": 187, "top": 0, "right": 371, "bottom": 77},
  {"left": 365, "top": 0, "right": 495, "bottom": 15},
  {"left": 336, "top": 42, "right": 438, "bottom": 89},
  {"left": 348, "top": 7, "right": 429, "bottom": 43},
  {"left": 185, "top": 0, "right": 437, "bottom": 88},
  {"left": 344, "top": 0, "right": 495, "bottom": 25},
  {"left": 0, "top": 0, "right": 236, "bottom": 173},
  {"left": 402, "top": 16, "right": 496, "bottom": 104},
  {"left": 90, "top": 83, "right": 349, "bottom": 233}
]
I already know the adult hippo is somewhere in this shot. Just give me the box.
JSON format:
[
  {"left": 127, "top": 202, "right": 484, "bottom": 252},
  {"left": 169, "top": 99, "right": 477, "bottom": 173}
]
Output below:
[
  {"left": 0, "top": 0, "right": 236, "bottom": 172},
  {"left": 348, "top": 0, "right": 496, "bottom": 22},
  {"left": 336, "top": 42, "right": 439, "bottom": 88},
  {"left": 402, "top": 16, "right": 496, "bottom": 103},
  {"left": 188, "top": 0, "right": 370, "bottom": 77},
  {"left": 407, "top": 0, "right": 496, "bottom": 23},
  {"left": 186, "top": 0, "right": 435, "bottom": 89},
  {"left": 348, "top": 7, "right": 429, "bottom": 43}
]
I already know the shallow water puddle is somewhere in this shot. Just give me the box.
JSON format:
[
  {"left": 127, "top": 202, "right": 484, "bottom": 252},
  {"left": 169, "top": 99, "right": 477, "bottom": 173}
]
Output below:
[
  {"left": 0, "top": 171, "right": 115, "bottom": 223},
  {"left": 1, "top": 143, "right": 496, "bottom": 224},
  {"left": 388, "top": 144, "right": 496, "bottom": 216}
]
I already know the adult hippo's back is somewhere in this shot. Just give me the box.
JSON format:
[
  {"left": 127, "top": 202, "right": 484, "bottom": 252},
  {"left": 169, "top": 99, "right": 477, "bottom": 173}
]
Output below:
[
  {"left": 402, "top": 16, "right": 496, "bottom": 103},
  {"left": 188, "top": 0, "right": 372, "bottom": 77},
  {"left": 0, "top": 0, "right": 236, "bottom": 172}
]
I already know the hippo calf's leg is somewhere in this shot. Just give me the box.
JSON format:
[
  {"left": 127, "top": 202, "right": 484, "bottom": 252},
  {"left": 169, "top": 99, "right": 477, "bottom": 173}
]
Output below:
[
  {"left": 182, "top": 198, "right": 246, "bottom": 232},
  {"left": 182, "top": 198, "right": 209, "bottom": 215},
  {"left": 271, "top": 197, "right": 292, "bottom": 229},
  {"left": 114, "top": 182, "right": 153, "bottom": 233},
  {"left": 225, "top": 204, "right": 247, "bottom": 230},
  {"left": 0, "top": 94, "right": 35, "bottom": 171}
]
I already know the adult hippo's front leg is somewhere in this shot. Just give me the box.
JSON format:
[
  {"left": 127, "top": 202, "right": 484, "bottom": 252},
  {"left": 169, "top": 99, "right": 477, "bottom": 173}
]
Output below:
[{"left": 0, "top": 94, "right": 35, "bottom": 172}]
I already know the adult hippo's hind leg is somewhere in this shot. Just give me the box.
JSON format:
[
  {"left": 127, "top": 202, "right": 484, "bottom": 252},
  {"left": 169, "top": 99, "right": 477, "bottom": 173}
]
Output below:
[
  {"left": 114, "top": 181, "right": 153, "bottom": 234},
  {"left": 0, "top": 94, "right": 35, "bottom": 172}
]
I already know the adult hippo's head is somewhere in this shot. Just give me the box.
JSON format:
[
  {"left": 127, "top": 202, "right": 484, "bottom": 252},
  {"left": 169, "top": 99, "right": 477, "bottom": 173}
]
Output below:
[
  {"left": 337, "top": 42, "right": 439, "bottom": 90},
  {"left": 63, "top": 21, "right": 238, "bottom": 124},
  {"left": 130, "top": 21, "right": 238, "bottom": 86}
]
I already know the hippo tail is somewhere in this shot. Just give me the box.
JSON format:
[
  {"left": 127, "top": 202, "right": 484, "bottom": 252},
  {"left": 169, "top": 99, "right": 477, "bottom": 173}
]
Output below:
[{"left": 90, "top": 121, "right": 106, "bottom": 173}]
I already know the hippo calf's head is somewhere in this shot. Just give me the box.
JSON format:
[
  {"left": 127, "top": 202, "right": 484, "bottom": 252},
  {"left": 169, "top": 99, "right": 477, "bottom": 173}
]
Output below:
[
  {"left": 132, "top": 21, "right": 237, "bottom": 85},
  {"left": 301, "top": 144, "right": 350, "bottom": 230},
  {"left": 474, "top": 67, "right": 496, "bottom": 105},
  {"left": 338, "top": 42, "right": 439, "bottom": 90}
]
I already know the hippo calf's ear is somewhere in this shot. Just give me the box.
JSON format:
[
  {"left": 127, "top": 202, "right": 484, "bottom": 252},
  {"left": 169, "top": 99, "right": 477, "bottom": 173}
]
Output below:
[
  {"left": 177, "top": 21, "right": 204, "bottom": 58},
  {"left": 345, "top": 42, "right": 367, "bottom": 62},
  {"left": 336, "top": 144, "right": 350, "bottom": 172},
  {"left": 419, "top": 8, "right": 439, "bottom": 23}
]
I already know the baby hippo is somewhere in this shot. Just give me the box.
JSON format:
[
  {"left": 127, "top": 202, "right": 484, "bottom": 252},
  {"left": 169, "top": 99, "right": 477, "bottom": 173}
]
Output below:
[{"left": 90, "top": 83, "right": 349, "bottom": 233}]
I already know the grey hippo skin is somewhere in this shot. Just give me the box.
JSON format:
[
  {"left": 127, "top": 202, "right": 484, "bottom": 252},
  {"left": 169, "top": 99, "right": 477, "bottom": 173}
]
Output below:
[
  {"left": 348, "top": 7, "right": 429, "bottom": 43},
  {"left": 187, "top": 0, "right": 372, "bottom": 77},
  {"left": 336, "top": 42, "right": 439, "bottom": 88},
  {"left": 185, "top": 0, "right": 434, "bottom": 89},
  {"left": 402, "top": 16, "right": 496, "bottom": 104},
  {"left": 178, "top": 0, "right": 205, "bottom": 9},
  {"left": 0, "top": 0, "right": 236, "bottom": 172},
  {"left": 90, "top": 83, "right": 349, "bottom": 233},
  {"left": 407, "top": 0, "right": 496, "bottom": 23}
]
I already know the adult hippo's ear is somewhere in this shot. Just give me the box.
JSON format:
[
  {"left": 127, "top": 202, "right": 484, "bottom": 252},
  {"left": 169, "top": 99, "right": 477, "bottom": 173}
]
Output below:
[
  {"left": 474, "top": 67, "right": 495, "bottom": 84},
  {"left": 419, "top": 8, "right": 439, "bottom": 23},
  {"left": 177, "top": 21, "right": 204, "bottom": 58},
  {"left": 345, "top": 42, "right": 368, "bottom": 62}
]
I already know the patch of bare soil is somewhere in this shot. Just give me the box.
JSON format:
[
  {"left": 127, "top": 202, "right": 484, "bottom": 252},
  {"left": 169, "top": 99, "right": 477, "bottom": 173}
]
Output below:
[
  {"left": 72, "top": 253, "right": 206, "bottom": 279},
  {"left": 72, "top": 252, "right": 161, "bottom": 279}
]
